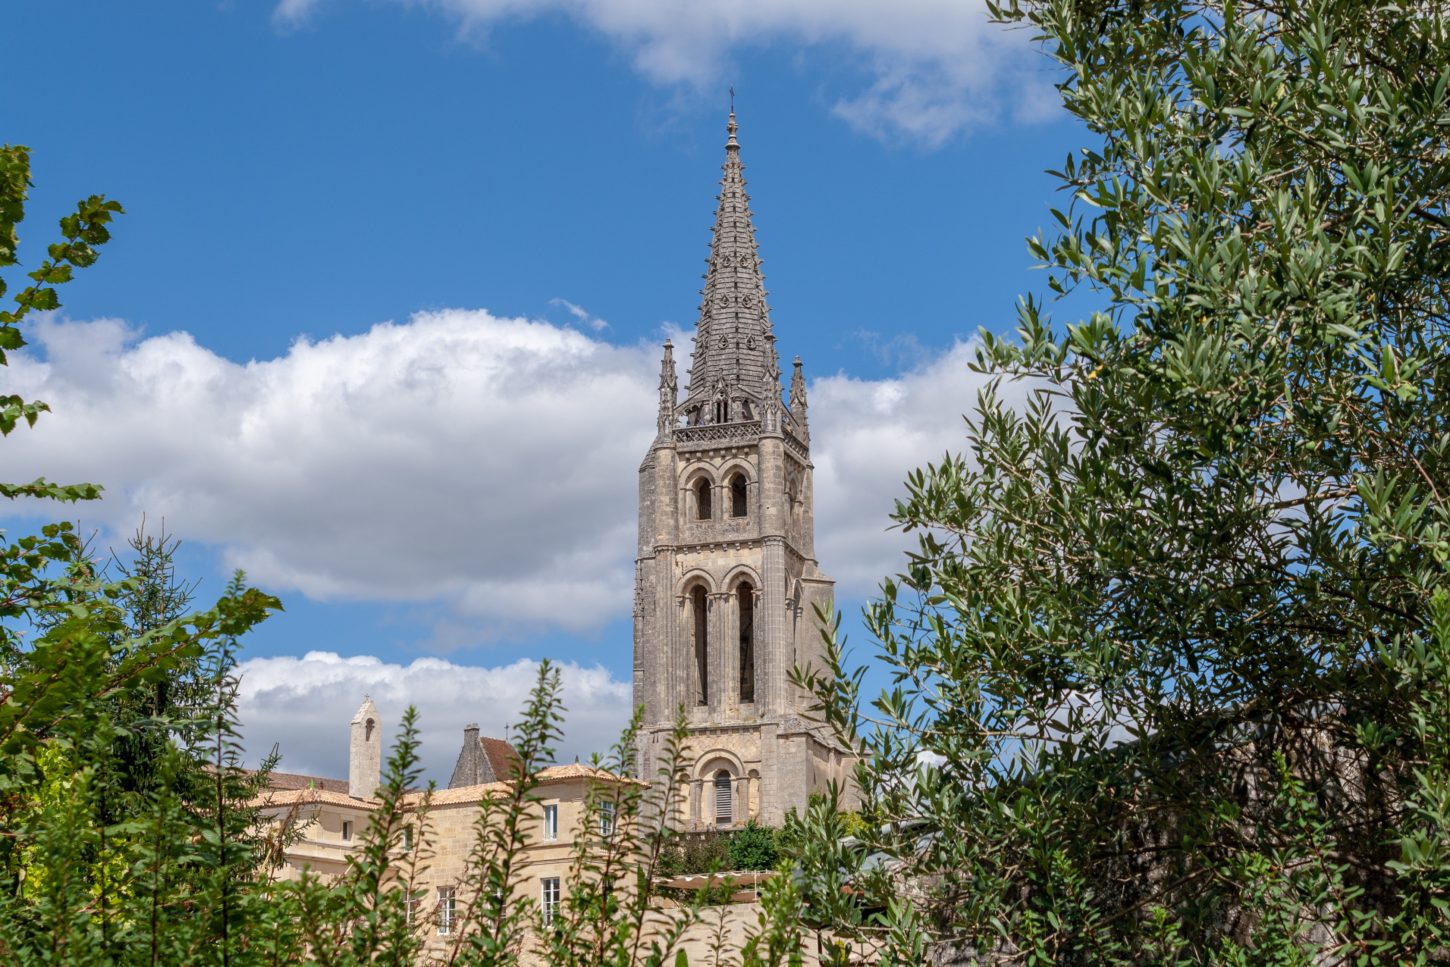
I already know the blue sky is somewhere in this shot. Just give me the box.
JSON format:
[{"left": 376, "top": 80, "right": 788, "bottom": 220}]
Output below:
[{"left": 4, "top": 0, "right": 1085, "bottom": 780}]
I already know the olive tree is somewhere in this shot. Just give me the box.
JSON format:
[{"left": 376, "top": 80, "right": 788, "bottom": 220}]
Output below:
[{"left": 795, "top": 0, "right": 1450, "bottom": 961}]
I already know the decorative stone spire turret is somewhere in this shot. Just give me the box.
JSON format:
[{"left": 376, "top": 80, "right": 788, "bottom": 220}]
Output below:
[
  {"left": 789, "top": 355, "right": 809, "bottom": 441},
  {"left": 348, "top": 696, "right": 380, "bottom": 799},
  {"left": 657, "top": 339, "right": 678, "bottom": 436},
  {"left": 762, "top": 336, "right": 783, "bottom": 433},
  {"left": 682, "top": 109, "right": 781, "bottom": 426}
]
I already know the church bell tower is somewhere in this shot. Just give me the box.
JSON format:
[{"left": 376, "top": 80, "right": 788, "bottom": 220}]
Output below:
[{"left": 633, "top": 109, "right": 849, "bottom": 828}]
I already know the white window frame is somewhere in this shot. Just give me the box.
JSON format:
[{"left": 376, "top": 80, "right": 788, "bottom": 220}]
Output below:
[
  {"left": 437, "top": 886, "right": 455, "bottom": 936},
  {"left": 341, "top": 819, "right": 352, "bottom": 841},
  {"left": 542, "top": 802, "right": 559, "bottom": 841},
  {"left": 541, "top": 877, "right": 561, "bottom": 926},
  {"left": 405, "top": 889, "right": 420, "bottom": 927},
  {"left": 599, "top": 800, "right": 616, "bottom": 837}
]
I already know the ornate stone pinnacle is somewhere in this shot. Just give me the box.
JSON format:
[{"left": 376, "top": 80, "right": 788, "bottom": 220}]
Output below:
[{"left": 657, "top": 339, "right": 678, "bottom": 436}]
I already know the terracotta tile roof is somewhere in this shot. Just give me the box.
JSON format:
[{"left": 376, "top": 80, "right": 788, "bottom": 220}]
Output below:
[
  {"left": 481, "top": 736, "right": 524, "bottom": 780},
  {"left": 252, "top": 764, "right": 638, "bottom": 811},
  {"left": 260, "top": 770, "right": 350, "bottom": 794},
  {"left": 253, "top": 787, "right": 378, "bottom": 810},
  {"left": 406, "top": 764, "right": 641, "bottom": 809}
]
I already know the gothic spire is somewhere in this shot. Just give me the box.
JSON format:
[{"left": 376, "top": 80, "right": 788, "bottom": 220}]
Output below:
[
  {"left": 683, "top": 107, "right": 782, "bottom": 424},
  {"left": 657, "top": 339, "right": 678, "bottom": 435},
  {"left": 789, "top": 355, "right": 809, "bottom": 441}
]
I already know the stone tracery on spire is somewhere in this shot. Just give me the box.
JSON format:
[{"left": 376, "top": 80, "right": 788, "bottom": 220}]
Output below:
[{"left": 682, "top": 107, "right": 782, "bottom": 426}]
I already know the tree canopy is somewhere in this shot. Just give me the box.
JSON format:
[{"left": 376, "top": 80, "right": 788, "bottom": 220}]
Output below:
[{"left": 794, "top": 0, "right": 1450, "bottom": 961}]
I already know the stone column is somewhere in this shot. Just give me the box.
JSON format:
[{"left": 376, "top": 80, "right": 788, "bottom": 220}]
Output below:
[
  {"left": 709, "top": 591, "right": 730, "bottom": 710},
  {"left": 734, "top": 776, "right": 748, "bottom": 826},
  {"left": 674, "top": 590, "right": 688, "bottom": 712},
  {"left": 760, "top": 537, "right": 788, "bottom": 713},
  {"left": 716, "top": 585, "right": 730, "bottom": 707}
]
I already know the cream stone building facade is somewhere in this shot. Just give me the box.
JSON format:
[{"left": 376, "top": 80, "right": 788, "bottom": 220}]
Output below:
[
  {"left": 634, "top": 109, "right": 853, "bottom": 829},
  {"left": 259, "top": 697, "right": 629, "bottom": 961}
]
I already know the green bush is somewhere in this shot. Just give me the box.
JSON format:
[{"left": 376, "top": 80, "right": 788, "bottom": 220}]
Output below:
[{"left": 727, "top": 822, "right": 779, "bottom": 871}]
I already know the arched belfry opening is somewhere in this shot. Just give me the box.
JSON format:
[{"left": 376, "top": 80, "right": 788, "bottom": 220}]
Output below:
[
  {"left": 694, "top": 477, "right": 712, "bottom": 520},
  {"left": 737, "top": 583, "right": 755, "bottom": 703},
  {"left": 691, "top": 585, "right": 709, "bottom": 706},
  {"left": 730, "top": 473, "right": 748, "bottom": 518}
]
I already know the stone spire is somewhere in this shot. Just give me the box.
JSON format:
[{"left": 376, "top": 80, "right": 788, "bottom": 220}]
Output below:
[
  {"left": 348, "top": 696, "right": 381, "bottom": 799},
  {"left": 789, "top": 355, "right": 809, "bottom": 441},
  {"left": 657, "top": 339, "right": 678, "bottom": 436},
  {"left": 683, "top": 108, "right": 781, "bottom": 425}
]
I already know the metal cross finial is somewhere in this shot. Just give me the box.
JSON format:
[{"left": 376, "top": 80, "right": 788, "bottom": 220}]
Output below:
[{"left": 729, "top": 86, "right": 735, "bottom": 113}]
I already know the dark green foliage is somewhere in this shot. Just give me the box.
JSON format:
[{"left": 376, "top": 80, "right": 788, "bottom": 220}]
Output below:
[
  {"left": 659, "top": 831, "right": 731, "bottom": 877},
  {"left": 727, "top": 823, "right": 779, "bottom": 872},
  {"left": 790, "top": 0, "right": 1450, "bottom": 961},
  {"left": 656, "top": 824, "right": 781, "bottom": 875},
  {"left": 0, "top": 144, "right": 282, "bottom": 965}
]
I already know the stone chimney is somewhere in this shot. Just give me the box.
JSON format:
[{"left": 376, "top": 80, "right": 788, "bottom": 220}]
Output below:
[{"left": 348, "top": 696, "right": 381, "bottom": 799}]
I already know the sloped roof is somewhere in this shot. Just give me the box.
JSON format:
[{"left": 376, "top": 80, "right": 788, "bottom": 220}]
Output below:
[
  {"left": 448, "top": 727, "right": 524, "bottom": 788},
  {"left": 262, "top": 770, "right": 350, "bottom": 794}
]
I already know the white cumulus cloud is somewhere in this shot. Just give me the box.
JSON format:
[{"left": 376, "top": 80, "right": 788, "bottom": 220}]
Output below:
[
  {"left": 4, "top": 312, "right": 1008, "bottom": 633},
  {"left": 236, "top": 650, "right": 632, "bottom": 781},
  {"left": 272, "top": 0, "right": 1056, "bottom": 146},
  {"left": 810, "top": 339, "right": 1029, "bottom": 593},
  {"left": 4, "top": 310, "right": 656, "bottom": 633}
]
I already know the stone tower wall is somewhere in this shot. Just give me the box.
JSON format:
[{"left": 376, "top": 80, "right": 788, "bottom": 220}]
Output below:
[{"left": 632, "top": 110, "right": 850, "bottom": 829}]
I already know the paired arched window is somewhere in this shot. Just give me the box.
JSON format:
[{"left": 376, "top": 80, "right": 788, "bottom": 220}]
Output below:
[
  {"left": 693, "top": 477, "right": 712, "bottom": 520},
  {"left": 737, "top": 583, "right": 755, "bottom": 703},
  {"left": 729, "top": 473, "right": 748, "bottom": 518}
]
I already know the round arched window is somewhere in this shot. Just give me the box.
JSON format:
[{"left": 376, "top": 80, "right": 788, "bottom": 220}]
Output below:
[
  {"left": 694, "top": 477, "right": 713, "bottom": 520},
  {"left": 714, "top": 770, "right": 733, "bottom": 826}
]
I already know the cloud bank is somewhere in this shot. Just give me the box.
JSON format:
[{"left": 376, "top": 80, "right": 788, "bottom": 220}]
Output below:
[
  {"left": 273, "top": 0, "right": 1055, "bottom": 146},
  {"left": 5, "top": 312, "right": 998, "bottom": 633},
  {"left": 236, "top": 650, "right": 631, "bottom": 781}
]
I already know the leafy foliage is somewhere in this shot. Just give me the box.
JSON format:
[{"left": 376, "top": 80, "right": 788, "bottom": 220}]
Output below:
[
  {"left": 792, "top": 0, "right": 1450, "bottom": 960},
  {"left": 794, "top": 0, "right": 1450, "bottom": 956},
  {"left": 0, "top": 144, "right": 282, "bottom": 965}
]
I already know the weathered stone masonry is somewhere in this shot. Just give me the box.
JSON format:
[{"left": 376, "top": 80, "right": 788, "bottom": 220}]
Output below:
[{"left": 633, "top": 110, "right": 852, "bottom": 828}]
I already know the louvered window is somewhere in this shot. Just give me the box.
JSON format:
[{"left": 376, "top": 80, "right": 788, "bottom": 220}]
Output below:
[{"left": 714, "top": 771, "right": 732, "bottom": 825}]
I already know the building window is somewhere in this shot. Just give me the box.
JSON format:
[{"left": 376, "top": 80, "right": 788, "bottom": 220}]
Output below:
[
  {"left": 541, "top": 877, "right": 561, "bottom": 926},
  {"left": 437, "top": 887, "right": 455, "bottom": 935},
  {"left": 405, "top": 890, "right": 420, "bottom": 926},
  {"left": 402, "top": 825, "right": 413, "bottom": 851},
  {"left": 543, "top": 803, "right": 559, "bottom": 841},
  {"left": 694, "top": 477, "right": 712, "bottom": 520},
  {"left": 730, "top": 473, "right": 748, "bottom": 517},
  {"left": 738, "top": 583, "right": 755, "bottom": 703},
  {"left": 341, "top": 820, "right": 352, "bottom": 841},
  {"left": 714, "top": 771, "right": 733, "bottom": 826},
  {"left": 691, "top": 585, "right": 709, "bottom": 706},
  {"left": 599, "top": 800, "right": 616, "bottom": 837}
]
